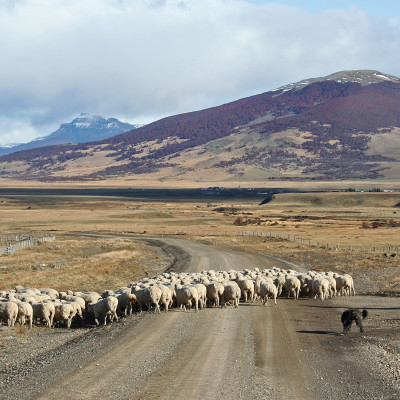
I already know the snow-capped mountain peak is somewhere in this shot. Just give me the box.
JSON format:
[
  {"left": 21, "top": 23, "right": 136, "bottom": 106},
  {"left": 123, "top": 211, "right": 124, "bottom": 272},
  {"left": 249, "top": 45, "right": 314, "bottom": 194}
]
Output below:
[
  {"left": 274, "top": 69, "right": 400, "bottom": 93},
  {"left": 0, "top": 114, "right": 139, "bottom": 156}
]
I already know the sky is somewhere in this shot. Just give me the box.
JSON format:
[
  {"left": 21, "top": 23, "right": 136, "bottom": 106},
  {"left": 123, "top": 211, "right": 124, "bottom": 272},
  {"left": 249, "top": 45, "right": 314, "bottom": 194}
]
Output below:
[{"left": 0, "top": 0, "right": 400, "bottom": 146}]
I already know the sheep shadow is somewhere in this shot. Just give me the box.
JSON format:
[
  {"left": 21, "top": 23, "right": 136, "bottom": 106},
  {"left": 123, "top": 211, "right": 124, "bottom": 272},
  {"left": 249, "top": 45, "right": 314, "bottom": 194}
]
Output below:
[
  {"left": 304, "top": 304, "right": 400, "bottom": 311},
  {"left": 239, "top": 302, "right": 260, "bottom": 307}
]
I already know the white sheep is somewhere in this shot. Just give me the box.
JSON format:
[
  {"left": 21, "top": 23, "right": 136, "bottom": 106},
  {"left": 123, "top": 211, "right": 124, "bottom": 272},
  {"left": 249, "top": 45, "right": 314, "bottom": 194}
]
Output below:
[
  {"left": 157, "top": 285, "right": 172, "bottom": 313},
  {"left": 296, "top": 273, "right": 311, "bottom": 296},
  {"left": 253, "top": 279, "right": 262, "bottom": 301},
  {"left": 206, "top": 282, "right": 224, "bottom": 307},
  {"left": 254, "top": 277, "right": 273, "bottom": 301},
  {"left": 54, "top": 303, "right": 76, "bottom": 328},
  {"left": 325, "top": 276, "right": 337, "bottom": 298},
  {"left": 192, "top": 283, "right": 207, "bottom": 309},
  {"left": 80, "top": 292, "right": 102, "bottom": 307},
  {"left": 39, "top": 288, "right": 59, "bottom": 300},
  {"left": 59, "top": 294, "right": 86, "bottom": 311},
  {"left": 69, "top": 301, "right": 84, "bottom": 325},
  {"left": 274, "top": 275, "right": 286, "bottom": 296},
  {"left": 284, "top": 276, "right": 301, "bottom": 299},
  {"left": 116, "top": 291, "right": 137, "bottom": 316},
  {"left": 87, "top": 296, "right": 119, "bottom": 325},
  {"left": 11, "top": 293, "right": 37, "bottom": 304},
  {"left": 237, "top": 278, "right": 254, "bottom": 303},
  {"left": 344, "top": 274, "right": 355, "bottom": 296},
  {"left": 175, "top": 285, "right": 198, "bottom": 312},
  {"left": 221, "top": 282, "right": 241, "bottom": 308},
  {"left": 17, "top": 302, "right": 33, "bottom": 329},
  {"left": 259, "top": 281, "right": 278, "bottom": 305},
  {"left": 0, "top": 301, "right": 19, "bottom": 326},
  {"left": 310, "top": 278, "right": 330, "bottom": 300},
  {"left": 32, "top": 302, "right": 55, "bottom": 327},
  {"left": 133, "top": 286, "right": 162, "bottom": 313},
  {"left": 165, "top": 284, "right": 176, "bottom": 307},
  {"left": 335, "top": 274, "right": 355, "bottom": 296}
]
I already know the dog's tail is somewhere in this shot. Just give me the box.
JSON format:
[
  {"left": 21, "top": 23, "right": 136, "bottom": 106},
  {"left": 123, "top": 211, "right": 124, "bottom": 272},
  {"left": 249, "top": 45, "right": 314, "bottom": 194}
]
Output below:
[{"left": 362, "top": 309, "right": 368, "bottom": 319}]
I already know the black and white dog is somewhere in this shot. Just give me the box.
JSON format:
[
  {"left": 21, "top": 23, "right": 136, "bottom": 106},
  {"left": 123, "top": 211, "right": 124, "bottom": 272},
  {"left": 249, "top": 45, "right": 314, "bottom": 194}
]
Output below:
[{"left": 341, "top": 309, "right": 368, "bottom": 334}]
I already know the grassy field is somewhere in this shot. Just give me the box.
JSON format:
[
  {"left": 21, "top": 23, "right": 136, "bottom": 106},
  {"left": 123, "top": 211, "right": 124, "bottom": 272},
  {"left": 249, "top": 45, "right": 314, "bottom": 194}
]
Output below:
[{"left": 0, "top": 189, "right": 399, "bottom": 294}]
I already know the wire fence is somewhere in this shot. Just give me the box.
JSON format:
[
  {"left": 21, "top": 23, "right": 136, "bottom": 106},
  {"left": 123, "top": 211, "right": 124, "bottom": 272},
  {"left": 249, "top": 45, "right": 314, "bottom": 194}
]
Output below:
[
  {"left": 236, "top": 230, "right": 400, "bottom": 253},
  {"left": 0, "top": 234, "right": 56, "bottom": 255}
]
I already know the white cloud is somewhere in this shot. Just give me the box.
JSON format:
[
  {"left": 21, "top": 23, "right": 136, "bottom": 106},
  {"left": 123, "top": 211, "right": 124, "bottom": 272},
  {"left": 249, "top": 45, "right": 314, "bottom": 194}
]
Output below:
[
  {"left": 0, "top": 0, "right": 400, "bottom": 145},
  {"left": 0, "top": 117, "right": 43, "bottom": 146}
]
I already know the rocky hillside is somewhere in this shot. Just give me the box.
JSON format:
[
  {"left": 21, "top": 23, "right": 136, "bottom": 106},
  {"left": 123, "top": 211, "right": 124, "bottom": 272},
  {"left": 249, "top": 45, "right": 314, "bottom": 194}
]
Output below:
[
  {"left": 0, "top": 70, "right": 399, "bottom": 182},
  {"left": 0, "top": 114, "right": 138, "bottom": 156}
]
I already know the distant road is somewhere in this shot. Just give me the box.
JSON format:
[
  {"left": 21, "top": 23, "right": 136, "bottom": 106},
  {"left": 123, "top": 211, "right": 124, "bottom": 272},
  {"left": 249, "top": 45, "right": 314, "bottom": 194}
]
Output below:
[{"left": 0, "top": 187, "right": 295, "bottom": 202}]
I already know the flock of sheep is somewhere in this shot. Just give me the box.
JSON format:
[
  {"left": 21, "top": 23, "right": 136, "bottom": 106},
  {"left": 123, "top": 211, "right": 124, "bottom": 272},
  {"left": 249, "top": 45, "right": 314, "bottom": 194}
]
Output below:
[{"left": 0, "top": 267, "right": 355, "bottom": 329}]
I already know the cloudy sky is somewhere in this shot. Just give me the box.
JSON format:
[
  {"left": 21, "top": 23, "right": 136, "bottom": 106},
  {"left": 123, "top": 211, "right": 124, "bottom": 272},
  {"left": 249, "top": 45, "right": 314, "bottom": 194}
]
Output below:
[{"left": 0, "top": 0, "right": 400, "bottom": 146}]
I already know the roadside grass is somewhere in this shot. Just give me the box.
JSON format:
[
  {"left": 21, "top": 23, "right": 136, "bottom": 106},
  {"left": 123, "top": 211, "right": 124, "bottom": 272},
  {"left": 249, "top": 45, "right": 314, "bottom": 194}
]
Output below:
[
  {"left": 0, "top": 237, "right": 163, "bottom": 292},
  {"left": 0, "top": 191, "right": 399, "bottom": 294}
]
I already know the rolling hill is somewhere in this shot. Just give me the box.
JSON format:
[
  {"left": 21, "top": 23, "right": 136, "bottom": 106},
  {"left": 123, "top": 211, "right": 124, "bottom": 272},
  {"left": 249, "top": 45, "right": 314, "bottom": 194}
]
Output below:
[{"left": 0, "top": 70, "right": 400, "bottom": 182}]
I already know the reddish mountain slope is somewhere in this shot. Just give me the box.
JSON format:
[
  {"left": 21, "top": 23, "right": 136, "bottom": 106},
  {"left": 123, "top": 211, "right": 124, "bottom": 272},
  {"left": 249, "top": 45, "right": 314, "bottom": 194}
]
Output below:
[{"left": 0, "top": 70, "right": 399, "bottom": 181}]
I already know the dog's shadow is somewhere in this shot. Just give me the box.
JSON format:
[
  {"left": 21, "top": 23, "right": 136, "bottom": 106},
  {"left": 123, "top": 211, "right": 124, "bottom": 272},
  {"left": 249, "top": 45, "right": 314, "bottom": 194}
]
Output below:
[{"left": 297, "top": 330, "right": 341, "bottom": 336}]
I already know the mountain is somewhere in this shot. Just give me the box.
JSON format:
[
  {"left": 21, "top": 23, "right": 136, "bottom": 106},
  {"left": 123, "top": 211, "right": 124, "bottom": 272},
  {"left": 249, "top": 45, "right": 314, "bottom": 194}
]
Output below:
[
  {"left": 1, "top": 70, "right": 400, "bottom": 182},
  {"left": 0, "top": 113, "right": 138, "bottom": 156}
]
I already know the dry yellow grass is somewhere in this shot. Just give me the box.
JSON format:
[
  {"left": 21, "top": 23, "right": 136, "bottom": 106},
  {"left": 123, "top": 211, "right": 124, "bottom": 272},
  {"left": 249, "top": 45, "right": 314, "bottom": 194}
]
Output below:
[
  {"left": 1, "top": 177, "right": 400, "bottom": 190},
  {"left": 0, "top": 188, "right": 399, "bottom": 294},
  {"left": 0, "top": 236, "right": 163, "bottom": 292}
]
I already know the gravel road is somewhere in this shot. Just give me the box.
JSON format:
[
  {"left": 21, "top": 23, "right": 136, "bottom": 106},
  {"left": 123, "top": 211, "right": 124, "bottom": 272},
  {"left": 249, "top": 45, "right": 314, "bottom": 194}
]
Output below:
[{"left": 1, "top": 236, "right": 400, "bottom": 400}]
